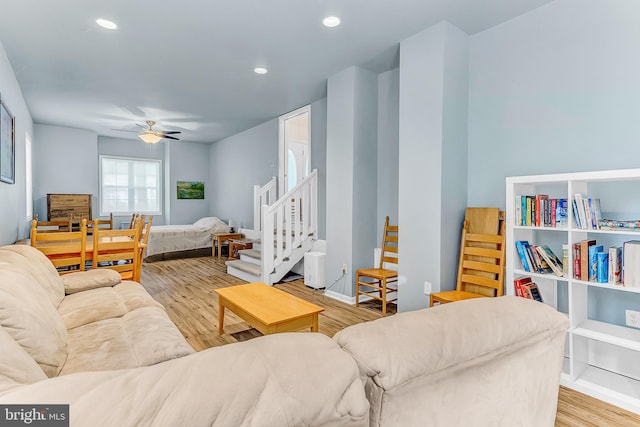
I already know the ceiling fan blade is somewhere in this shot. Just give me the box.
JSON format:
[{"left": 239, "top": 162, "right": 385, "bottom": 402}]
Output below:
[
  {"left": 136, "top": 123, "right": 149, "bottom": 129},
  {"left": 161, "top": 131, "right": 182, "bottom": 135},
  {"left": 163, "top": 135, "right": 180, "bottom": 141}
]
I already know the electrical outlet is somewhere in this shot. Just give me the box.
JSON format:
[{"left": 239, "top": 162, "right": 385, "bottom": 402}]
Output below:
[
  {"left": 626, "top": 310, "right": 640, "bottom": 328},
  {"left": 424, "top": 281, "right": 432, "bottom": 294},
  {"left": 342, "top": 264, "right": 347, "bottom": 273}
]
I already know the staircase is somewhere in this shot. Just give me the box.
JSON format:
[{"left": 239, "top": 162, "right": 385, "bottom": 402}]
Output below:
[{"left": 226, "top": 170, "right": 318, "bottom": 285}]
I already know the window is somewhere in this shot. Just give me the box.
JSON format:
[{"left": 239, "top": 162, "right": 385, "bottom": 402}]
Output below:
[{"left": 99, "top": 155, "right": 162, "bottom": 215}]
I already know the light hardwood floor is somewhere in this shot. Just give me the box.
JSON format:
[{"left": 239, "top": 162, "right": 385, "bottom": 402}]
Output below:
[{"left": 140, "top": 255, "right": 640, "bottom": 427}]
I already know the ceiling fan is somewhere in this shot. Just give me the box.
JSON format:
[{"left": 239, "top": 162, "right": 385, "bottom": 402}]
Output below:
[{"left": 115, "top": 120, "right": 181, "bottom": 143}]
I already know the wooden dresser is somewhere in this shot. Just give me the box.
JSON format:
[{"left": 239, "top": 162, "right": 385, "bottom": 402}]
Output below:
[{"left": 47, "top": 194, "right": 92, "bottom": 221}]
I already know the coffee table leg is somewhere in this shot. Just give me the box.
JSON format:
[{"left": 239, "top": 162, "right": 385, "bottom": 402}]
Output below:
[
  {"left": 311, "top": 314, "right": 318, "bottom": 332},
  {"left": 218, "top": 301, "right": 225, "bottom": 334}
]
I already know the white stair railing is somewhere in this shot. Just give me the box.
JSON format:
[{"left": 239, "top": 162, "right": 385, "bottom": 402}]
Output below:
[
  {"left": 261, "top": 169, "right": 317, "bottom": 284},
  {"left": 253, "top": 177, "right": 277, "bottom": 231}
]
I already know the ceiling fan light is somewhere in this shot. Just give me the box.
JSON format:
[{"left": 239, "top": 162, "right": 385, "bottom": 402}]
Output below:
[
  {"left": 96, "top": 18, "right": 118, "bottom": 30},
  {"left": 139, "top": 133, "right": 162, "bottom": 144}
]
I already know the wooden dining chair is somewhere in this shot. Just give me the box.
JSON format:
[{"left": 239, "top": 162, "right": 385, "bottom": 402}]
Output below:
[
  {"left": 92, "top": 217, "right": 142, "bottom": 281},
  {"left": 355, "top": 216, "right": 398, "bottom": 316},
  {"left": 95, "top": 213, "right": 113, "bottom": 230},
  {"left": 135, "top": 215, "right": 153, "bottom": 281},
  {"left": 32, "top": 214, "right": 73, "bottom": 233},
  {"left": 30, "top": 218, "right": 87, "bottom": 274},
  {"left": 429, "top": 209, "right": 506, "bottom": 307}
]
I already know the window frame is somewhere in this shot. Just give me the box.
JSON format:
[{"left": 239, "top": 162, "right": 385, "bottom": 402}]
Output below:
[{"left": 98, "top": 155, "right": 163, "bottom": 216}]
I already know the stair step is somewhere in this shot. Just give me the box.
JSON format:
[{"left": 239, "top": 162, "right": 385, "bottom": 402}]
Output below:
[
  {"left": 239, "top": 248, "right": 262, "bottom": 260},
  {"left": 225, "top": 259, "right": 261, "bottom": 276}
]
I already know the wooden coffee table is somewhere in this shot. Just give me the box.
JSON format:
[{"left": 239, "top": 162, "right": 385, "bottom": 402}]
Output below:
[{"left": 215, "top": 282, "right": 324, "bottom": 335}]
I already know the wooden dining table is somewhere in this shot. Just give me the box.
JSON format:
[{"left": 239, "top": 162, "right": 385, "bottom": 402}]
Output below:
[{"left": 20, "top": 235, "right": 145, "bottom": 261}]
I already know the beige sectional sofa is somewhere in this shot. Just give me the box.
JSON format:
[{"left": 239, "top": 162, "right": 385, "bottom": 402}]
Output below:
[{"left": 0, "top": 244, "right": 569, "bottom": 426}]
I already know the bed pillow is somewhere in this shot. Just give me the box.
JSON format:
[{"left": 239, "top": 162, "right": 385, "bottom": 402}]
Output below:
[{"left": 193, "top": 217, "right": 230, "bottom": 233}]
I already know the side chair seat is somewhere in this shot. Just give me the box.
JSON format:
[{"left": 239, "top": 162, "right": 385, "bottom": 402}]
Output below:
[
  {"left": 356, "top": 268, "right": 398, "bottom": 280},
  {"left": 429, "top": 290, "right": 487, "bottom": 306}
]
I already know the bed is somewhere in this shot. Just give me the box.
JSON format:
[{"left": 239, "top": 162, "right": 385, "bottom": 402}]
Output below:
[{"left": 145, "top": 217, "right": 230, "bottom": 258}]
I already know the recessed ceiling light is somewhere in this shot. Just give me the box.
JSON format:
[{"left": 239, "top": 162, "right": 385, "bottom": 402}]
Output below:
[
  {"left": 323, "top": 16, "right": 341, "bottom": 28},
  {"left": 254, "top": 67, "right": 268, "bottom": 75},
  {"left": 96, "top": 18, "right": 117, "bottom": 30}
]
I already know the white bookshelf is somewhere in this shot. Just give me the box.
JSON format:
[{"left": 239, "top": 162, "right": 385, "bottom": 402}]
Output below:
[{"left": 506, "top": 168, "right": 640, "bottom": 414}]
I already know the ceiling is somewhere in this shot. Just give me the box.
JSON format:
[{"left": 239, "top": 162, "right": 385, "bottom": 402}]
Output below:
[{"left": 0, "top": 0, "right": 553, "bottom": 144}]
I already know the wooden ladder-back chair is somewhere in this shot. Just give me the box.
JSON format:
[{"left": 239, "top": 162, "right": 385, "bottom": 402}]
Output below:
[
  {"left": 31, "top": 218, "right": 87, "bottom": 274},
  {"left": 94, "top": 213, "right": 113, "bottom": 230},
  {"left": 430, "top": 208, "right": 506, "bottom": 306},
  {"left": 32, "top": 214, "right": 72, "bottom": 233},
  {"left": 135, "top": 215, "right": 153, "bottom": 281},
  {"left": 92, "top": 217, "right": 142, "bottom": 281},
  {"left": 355, "top": 216, "right": 398, "bottom": 316}
]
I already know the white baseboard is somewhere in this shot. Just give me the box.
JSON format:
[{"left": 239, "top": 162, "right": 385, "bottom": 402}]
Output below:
[{"left": 324, "top": 290, "right": 356, "bottom": 305}]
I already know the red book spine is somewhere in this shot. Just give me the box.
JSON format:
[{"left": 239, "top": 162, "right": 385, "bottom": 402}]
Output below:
[
  {"left": 551, "top": 198, "right": 557, "bottom": 227},
  {"left": 573, "top": 243, "right": 581, "bottom": 280}
]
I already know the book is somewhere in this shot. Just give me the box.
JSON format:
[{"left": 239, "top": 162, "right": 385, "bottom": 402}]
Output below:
[
  {"left": 580, "top": 240, "right": 596, "bottom": 281},
  {"left": 535, "top": 195, "right": 548, "bottom": 227},
  {"left": 556, "top": 199, "right": 568, "bottom": 228},
  {"left": 574, "top": 193, "right": 588, "bottom": 230},
  {"left": 521, "top": 196, "right": 528, "bottom": 226},
  {"left": 562, "top": 244, "right": 569, "bottom": 277},
  {"left": 572, "top": 199, "right": 582, "bottom": 229},
  {"left": 523, "top": 282, "right": 543, "bottom": 302},
  {"left": 515, "top": 196, "right": 523, "bottom": 226},
  {"left": 551, "top": 198, "right": 557, "bottom": 227},
  {"left": 583, "top": 198, "right": 594, "bottom": 230},
  {"left": 536, "top": 245, "right": 563, "bottom": 277},
  {"left": 573, "top": 243, "right": 581, "bottom": 280},
  {"left": 532, "top": 245, "right": 552, "bottom": 274},
  {"left": 588, "top": 245, "right": 603, "bottom": 282},
  {"left": 525, "top": 197, "right": 532, "bottom": 226},
  {"left": 525, "top": 243, "right": 541, "bottom": 272},
  {"left": 515, "top": 241, "right": 531, "bottom": 272},
  {"left": 624, "top": 241, "right": 640, "bottom": 288},
  {"left": 608, "top": 247, "right": 622, "bottom": 284},
  {"left": 597, "top": 251, "right": 609, "bottom": 283},
  {"left": 514, "top": 276, "right": 533, "bottom": 297},
  {"left": 592, "top": 198, "right": 602, "bottom": 230}
]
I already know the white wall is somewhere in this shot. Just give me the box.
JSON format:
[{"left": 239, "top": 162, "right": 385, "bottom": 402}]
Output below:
[
  {"left": 326, "top": 66, "right": 378, "bottom": 297},
  {"left": 468, "top": 0, "right": 640, "bottom": 208},
  {"left": 34, "top": 125, "right": 98, "bottom": 221},
  {"left": 0, "top": 41, "right": 34, "bottom": 244},
  {"left": 398, "top": 22, "right": 469, "bottom": 312},
  {"left": 168, "top": 141, "right": 211, "bottom": 225},
  {"left": 377, "top": 68, "right": 400, "bottom": 243}
]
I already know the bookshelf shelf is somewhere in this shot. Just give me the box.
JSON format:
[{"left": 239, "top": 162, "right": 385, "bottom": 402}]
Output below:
[{"left": 506, "top": 168, "right": 640, "bottom": 414}]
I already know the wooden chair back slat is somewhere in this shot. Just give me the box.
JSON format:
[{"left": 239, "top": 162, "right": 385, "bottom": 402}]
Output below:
[{"left": 31, "top": 218, "right": 87, "bottom": 274}]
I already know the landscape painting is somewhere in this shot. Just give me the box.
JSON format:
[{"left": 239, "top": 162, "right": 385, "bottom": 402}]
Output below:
[{"left": 177, "top": 181, "right": 204, "bottom": 199}]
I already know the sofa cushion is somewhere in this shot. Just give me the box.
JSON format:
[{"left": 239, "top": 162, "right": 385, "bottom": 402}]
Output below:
[
  {"left": 334, "top": 296, "right": 569, "bottom": 392},
  {"left": 4, "top": 333, "right": 368, "bottom": 427},
  {"left": 58, "top": 288, "right": 129, "bottom": 330},
  {"left": 61, "top": 269, "right": 121, "bottom": 294},
  {"left": 0, "top": 245, "right": 65, "bottom": 308},
  {"left": 58, "top": 282, "right": 164, "bottom": 330},
  {"left": 59, "top": 306, "right": 194, "bottom": 376},
  {"left": 0, "top": 264, "right": 68, "bottom": 378},
  {"left": 0, "top": 327, "right": 47, "bottom": 385}
]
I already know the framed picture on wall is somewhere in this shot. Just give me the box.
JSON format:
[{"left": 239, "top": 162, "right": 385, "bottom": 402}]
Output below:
[
  {"left": 0, "top": 95, "right": 15, "bottom": 184},
  {"left": 177, "top": 181, "right": 205, "bottom": 199}
]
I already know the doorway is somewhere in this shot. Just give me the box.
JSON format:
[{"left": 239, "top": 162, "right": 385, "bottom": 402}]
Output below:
[{"left": 279, "top": 105, "right": 311, "bottom": 196}]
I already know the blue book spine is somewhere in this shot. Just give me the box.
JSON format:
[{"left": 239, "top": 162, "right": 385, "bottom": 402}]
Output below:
[
  {"left": 521, "top": 196, "right": 527, "bottom": 226},
  {"left": 515, "top": 241, "right": 531, "bottom": 272},
  {"left": 597, "top": 252, "right": 609, "bottom": 283},
  {"left": 572, "top": 200, "right": 581, "bottom": 228},
  {"left": 589, "top": 245, "right": 604, "bottom": 282}
]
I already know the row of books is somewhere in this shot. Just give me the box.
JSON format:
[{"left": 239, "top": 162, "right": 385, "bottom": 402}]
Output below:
[
  {"left": 515, "top": 241, "right": 564, "bottom": 277},
  {"left": 514, "top": 195, "right": 568, "bottom": 227},
  {"left": 598, "top": 219, "right": 640, "bottom": 231},
  {"left": 571, "top": 240, "right": 620, "bottom": 284},
  {"left": 572, "top": 194, "right": 602, "bottom": 230},
  {"left": 514, "top": 277, "right": 543, "bottom": 302}
]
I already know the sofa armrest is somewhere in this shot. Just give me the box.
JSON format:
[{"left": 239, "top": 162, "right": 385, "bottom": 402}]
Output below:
[
  {"left": 61, "top": 269, "right": 122, "bottom": 294},
  {"left": 0, "top": 333, "right": 369, "bottom": 427},
  {"left": 334, "top": 296, "right": 569, "bottom": 391}
]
